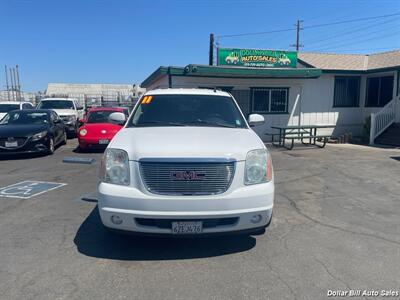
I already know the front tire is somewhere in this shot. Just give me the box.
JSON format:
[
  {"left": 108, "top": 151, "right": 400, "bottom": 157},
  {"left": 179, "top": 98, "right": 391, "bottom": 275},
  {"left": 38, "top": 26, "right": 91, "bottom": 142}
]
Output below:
[
  {"left": 48, "top": 137, "right": 55, "bottom": 155},
  {"left": 61, "top": 131, "right": 67, "bottom": 145}
]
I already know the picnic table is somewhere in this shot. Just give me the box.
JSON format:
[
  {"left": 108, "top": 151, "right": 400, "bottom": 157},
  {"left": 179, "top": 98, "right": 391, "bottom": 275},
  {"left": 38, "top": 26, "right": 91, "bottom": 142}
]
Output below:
[{"left": 268, "top": 124, "right": 335, "bottom": 150}]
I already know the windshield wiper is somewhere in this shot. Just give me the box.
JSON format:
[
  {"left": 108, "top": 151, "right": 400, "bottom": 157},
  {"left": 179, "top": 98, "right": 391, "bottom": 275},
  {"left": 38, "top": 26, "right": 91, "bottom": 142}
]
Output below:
[
  {"left": 187, "top": 120, "right": 237, "bottom": 128},
  {"left": 134, "top": 121, "right": 187, "bottom": 127}
]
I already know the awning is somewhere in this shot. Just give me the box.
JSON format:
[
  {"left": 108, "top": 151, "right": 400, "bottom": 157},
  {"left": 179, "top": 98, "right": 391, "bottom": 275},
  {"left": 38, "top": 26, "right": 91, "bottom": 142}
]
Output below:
[{"left": 141, "top": 65, "right": 322, "bottom": 88}]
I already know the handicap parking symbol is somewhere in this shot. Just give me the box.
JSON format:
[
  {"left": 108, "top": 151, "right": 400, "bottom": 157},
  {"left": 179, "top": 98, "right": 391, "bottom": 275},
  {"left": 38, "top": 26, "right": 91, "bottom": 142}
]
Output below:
[{"left": 0, "top": 181, "right": 66, "bottom": 199}]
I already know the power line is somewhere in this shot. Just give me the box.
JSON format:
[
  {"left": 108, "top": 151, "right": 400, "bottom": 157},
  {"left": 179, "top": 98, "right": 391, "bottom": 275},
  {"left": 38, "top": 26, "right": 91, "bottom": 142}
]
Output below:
[
  {"left": 304, "top": 17, "right": 399, "bottom": 46},
  {"left": 216, "top": 12, "right": 400, "bottom": 40},
  {"left": 302, "top": 12, "right": 400, "bottom": 30},
  {"left": 309, "top": 30, "right": 400, "bottom": 52},
  {"left": 217, "top": 28, "right": 294, "bottom": 39},
  {"left": 305, "top": 21, "right": 400, "bottom": 50},
  {"left": 314, "top": 46, "right": 400, "bottom": 53}
]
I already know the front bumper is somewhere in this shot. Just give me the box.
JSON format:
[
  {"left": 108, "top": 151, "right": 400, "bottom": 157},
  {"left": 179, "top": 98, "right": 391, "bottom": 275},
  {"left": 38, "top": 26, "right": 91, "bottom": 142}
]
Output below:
[
  {"left": 0, "top": 139, "right": 50, "bottom": 155},
  {"left": 98, "top": 174, "right": 274, "bottom": 235},
  {"left": 78, "top": 136, "right": 111, "bottom": 149}
]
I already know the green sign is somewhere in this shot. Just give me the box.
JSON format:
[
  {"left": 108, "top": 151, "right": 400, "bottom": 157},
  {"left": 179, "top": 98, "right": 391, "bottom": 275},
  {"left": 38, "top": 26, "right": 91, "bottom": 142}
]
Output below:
[{"left": 218, "top": 48, "right": 297, "bottom": 68}]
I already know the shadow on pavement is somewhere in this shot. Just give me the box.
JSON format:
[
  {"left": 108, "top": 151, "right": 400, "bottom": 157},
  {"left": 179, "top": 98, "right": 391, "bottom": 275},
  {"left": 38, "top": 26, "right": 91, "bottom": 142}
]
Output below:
[
  {"left": 0, "top": 152, "right": 46, "bottom": 161},
  {"left": 74, "top": 206, "right": 256, "bottom": 261}
]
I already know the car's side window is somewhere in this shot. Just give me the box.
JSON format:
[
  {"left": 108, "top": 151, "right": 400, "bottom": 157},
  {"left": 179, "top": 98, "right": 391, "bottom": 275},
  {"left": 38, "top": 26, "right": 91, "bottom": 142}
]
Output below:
[{"left": 22, "top": 103, "right": 32, "bottom": 109}]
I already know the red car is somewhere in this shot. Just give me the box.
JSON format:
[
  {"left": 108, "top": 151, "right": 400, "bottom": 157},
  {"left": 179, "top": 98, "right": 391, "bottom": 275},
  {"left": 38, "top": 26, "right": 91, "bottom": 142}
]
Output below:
[{"left": 77, "top": 107, "right": 129, "bottom": 151}]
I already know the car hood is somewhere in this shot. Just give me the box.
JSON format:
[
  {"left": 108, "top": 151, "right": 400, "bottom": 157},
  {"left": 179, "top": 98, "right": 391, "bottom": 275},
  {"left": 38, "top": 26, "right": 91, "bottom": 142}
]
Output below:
[
  {"left": 51, "top": 109, "right": 76, "bottom": 116},
  {"left": 0, "top": 124, "right": 48, "bottom": 138},
  {"left": 109, "top": 127, "right": 265, "bottom": 161}
]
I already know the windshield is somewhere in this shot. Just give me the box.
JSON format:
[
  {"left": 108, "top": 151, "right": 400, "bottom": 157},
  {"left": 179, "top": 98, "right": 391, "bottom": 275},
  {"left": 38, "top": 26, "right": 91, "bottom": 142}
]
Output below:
[
  {"left": 87, "top": 110, "right": 121, "bottom": 123},
  {"left": 38, "top": 100, "right": 74, "bottom": 110},
  {"left": 127, "top": 94, "right": 247, "bottom": 128},
  {"left": 0, "top": 111, "right": 49, "bottom": 125},
  {"left": 0, "top": 104, "right": 19, "bottom": 113}
]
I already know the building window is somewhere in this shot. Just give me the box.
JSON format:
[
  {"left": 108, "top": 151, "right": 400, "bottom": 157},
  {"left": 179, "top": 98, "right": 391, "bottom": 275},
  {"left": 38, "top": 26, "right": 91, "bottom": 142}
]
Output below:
[
  {"left": 333, "top": 76, "right": 360, "bottom": 107},
  {"left": 366, "top": 75, "right": 394, "bottom": 107},
  {"left": 251, "top": 88, "right": 288, "bottom": 114}
]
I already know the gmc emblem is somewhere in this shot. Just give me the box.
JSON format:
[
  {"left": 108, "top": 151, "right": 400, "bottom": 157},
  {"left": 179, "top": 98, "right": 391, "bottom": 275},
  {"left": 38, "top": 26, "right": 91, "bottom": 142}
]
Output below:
[{"left": 170, "top": 170, "right": 205, "bottom": 181}]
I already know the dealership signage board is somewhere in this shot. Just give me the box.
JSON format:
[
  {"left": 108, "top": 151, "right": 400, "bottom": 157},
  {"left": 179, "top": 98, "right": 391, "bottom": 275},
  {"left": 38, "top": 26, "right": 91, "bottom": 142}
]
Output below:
[{"left": 218, "top": 48, "right": 297, "bottom": 68}]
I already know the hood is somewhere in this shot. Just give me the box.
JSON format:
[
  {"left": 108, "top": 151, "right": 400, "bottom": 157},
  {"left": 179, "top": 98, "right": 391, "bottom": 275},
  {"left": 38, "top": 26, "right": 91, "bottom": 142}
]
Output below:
[
  {"left": 0, "top": 124, "right": 48, "bottom": 138},
  {"left": 109, "top": 127, "right": 265, "bottom": 161},
  {"left": 51, "top": 109, "right": 76, "bottom": 116},
  {"left": 81, "top": 123, "right": 122, "bottom": 137}
]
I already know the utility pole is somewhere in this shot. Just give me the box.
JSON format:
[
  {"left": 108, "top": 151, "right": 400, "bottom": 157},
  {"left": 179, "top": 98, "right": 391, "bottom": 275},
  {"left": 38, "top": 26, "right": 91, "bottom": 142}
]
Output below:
[
  {"left": 16, "top": 65, "right": 21, "bottom": 101},
  {"left": 5, "top": 65, "right": 10, "bottom": 101},
  {"left": 12, "top": 68, "right": 19, "bottom": 101},
  {"left": 290, "top": 20, "right": 303, "bottom": 51},
  {"left": 9, "top": 68, "right": 15, "bottom": 101},
  {"left": 209, "top": 33, "right": 214, "bottom": 66}
]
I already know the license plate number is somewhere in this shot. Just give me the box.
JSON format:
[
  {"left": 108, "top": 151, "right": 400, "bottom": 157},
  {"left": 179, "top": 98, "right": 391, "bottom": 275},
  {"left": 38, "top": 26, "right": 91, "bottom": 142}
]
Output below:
[
  {"left": 98, "top": 139, "right": 109, "bottom": 144},
  {"left": 5, "top": 141, "right": 18, "bottom": 147},
  {"left": 172, "top": 221, "right": 202, "bottom": 234}
]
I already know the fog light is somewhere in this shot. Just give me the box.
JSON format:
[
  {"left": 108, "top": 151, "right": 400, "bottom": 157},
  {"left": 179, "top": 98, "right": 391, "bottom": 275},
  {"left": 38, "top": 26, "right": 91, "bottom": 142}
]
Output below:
[
  {"left": 250, "top": 214, "right": 262, "bottom": 224},
  {"left": 110, "top": 215, "right": 123, "bottom": 225}
]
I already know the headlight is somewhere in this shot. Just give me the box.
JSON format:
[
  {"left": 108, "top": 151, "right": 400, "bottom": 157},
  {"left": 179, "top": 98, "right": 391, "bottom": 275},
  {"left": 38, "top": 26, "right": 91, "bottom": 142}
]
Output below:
[
  {"left": 79, "top": 128, "right": 87, "bottom": 136},
  {"left": 244, "top": 149, "right": 273, "bottom": 185},
  {"left": 31, "top": 131, "right": 47, "bottom": 141},
  {"left": 62, "top": 115, "right": 76, "bottom": 123},
  {"left": 100, "top": 148, "right": 130, "bottom": 186}
]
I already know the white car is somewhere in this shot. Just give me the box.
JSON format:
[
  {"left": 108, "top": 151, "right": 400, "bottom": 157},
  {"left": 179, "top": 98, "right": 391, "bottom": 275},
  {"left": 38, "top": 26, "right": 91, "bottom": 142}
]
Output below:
[
  {"left": 0, "top": 101, "right": 34, "bottom": 120},
  {"left": 37, "top": 98, "right": 84, "bottom": 136},
  {"left": 98, "top": 88, "right": 274, "bottom": 236}
]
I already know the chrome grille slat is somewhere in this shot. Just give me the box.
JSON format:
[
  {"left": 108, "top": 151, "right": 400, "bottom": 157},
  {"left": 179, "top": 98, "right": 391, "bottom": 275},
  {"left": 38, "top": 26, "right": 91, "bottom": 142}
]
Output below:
[{"left": 139, "top": 161, "right": 235, "bottom": 196}]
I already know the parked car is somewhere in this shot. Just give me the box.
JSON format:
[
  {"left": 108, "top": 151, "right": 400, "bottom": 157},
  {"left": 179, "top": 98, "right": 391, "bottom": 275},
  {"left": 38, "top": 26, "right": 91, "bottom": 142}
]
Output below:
[
  {"left": 77, "top": 107, "right": 129, "bottom": 151},
  {"left": 0, "top": 101, "right": 34, "bottom": 120},
  {"left": 0, "top": 109, "right": 67, "bottom": 155},
  {"left": 98, "top": 88, "right": 274, "bottom": 236},
  {"left": 37, "top": 98, "right": 84, "bottom": 137}
]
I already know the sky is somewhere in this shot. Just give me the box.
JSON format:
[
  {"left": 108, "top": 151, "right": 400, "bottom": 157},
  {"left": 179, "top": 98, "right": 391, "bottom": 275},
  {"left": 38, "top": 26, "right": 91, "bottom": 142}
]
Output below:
[{"left": 1, "top": 0, "right": 400, "bottom": 91}]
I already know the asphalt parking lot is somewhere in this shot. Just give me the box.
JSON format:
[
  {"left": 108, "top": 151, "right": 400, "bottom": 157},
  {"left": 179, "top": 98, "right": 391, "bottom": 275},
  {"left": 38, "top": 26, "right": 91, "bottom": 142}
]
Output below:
[{"left": 0, "top": 140, "right": 399, "bottom": 300}]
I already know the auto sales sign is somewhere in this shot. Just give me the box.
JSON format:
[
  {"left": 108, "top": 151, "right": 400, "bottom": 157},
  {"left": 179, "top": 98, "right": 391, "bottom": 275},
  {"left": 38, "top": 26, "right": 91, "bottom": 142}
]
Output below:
[{"left": 217, "top": 48, "right": 297, "bottom": 68}]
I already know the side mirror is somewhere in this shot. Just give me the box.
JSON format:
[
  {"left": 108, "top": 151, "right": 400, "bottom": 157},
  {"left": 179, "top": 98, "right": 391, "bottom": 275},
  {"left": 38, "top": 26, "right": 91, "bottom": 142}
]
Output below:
[
  {"left": 109, "top": 112, "right": 126, "bottom": 125},
  {"left": 248, "top": 114, "right": 265, "bottom": 127},
  {"left": 54, "top": 119, "right": 62, "bottom": 124}
]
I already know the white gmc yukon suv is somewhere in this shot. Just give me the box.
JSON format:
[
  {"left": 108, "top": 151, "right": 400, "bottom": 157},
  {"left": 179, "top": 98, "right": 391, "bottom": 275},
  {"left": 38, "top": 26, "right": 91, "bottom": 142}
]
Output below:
[{"left": 98, "top": 88, "right": 274, "bottom": 236}]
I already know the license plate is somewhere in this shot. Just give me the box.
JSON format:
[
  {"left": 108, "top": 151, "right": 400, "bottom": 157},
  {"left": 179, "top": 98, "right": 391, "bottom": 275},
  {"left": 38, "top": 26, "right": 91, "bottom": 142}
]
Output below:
[
  {"left": 5, "top": 141, "right": 18, "bottom": 147},
  {"left": 172, "top": 221, "right": 203, "bottom": 234},
  {"left": 98, "top": 139, "right": 109, "bottom": 144}
]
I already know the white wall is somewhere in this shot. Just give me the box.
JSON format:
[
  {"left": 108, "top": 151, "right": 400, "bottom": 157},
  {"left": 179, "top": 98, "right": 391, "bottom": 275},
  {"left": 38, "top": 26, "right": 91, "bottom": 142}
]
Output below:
[{"left": 145, "top": 71, "right": 398, "bottom": 141}]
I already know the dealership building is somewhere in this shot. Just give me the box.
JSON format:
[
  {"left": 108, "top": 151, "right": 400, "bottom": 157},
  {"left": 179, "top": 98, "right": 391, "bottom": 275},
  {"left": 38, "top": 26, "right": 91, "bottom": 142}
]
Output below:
[{"left": 140, "top": 49, "right": 400, "bottom": 144}]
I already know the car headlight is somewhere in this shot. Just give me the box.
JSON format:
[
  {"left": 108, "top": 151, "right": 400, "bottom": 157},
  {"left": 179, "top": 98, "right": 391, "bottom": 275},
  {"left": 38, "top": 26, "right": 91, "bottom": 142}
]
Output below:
[
  {"left": 63, "top": 115, "right": 76, "bottom": 123},
  {"left": 31, "top": 131, "right": 47, "bottom": 141},
  {"left": 100, "top": 148, "right": 130, "bottom": 186},
  {"left": 79, "top": 128, "right": 87, "bottom": 136},
  {"left": 244, "top": 149, "right": 273, "bottom": 185}
]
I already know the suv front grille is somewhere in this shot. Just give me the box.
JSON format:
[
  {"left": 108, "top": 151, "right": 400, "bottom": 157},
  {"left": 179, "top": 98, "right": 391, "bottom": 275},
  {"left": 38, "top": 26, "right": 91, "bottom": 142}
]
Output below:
[{"left": 139, "top": 159, "right": 235, "bottom": 195}]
